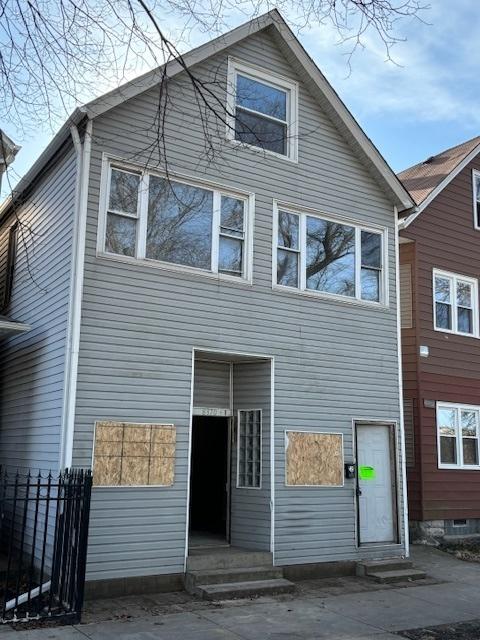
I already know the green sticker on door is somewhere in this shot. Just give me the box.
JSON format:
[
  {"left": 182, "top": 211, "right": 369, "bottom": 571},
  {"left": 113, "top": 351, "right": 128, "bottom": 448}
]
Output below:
[{"left": 359, "top": 465, "right": 376, "bottom": 480}]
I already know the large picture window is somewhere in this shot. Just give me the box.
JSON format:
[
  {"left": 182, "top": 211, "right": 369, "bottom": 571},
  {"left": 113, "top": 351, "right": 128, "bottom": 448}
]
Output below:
[
  {"left": 437, "top": 403, "right": 480, "bottom": 469},
  {"left": 433, "top": 270, "right": 478, "bottom": 337},
  {"left": 275, "top": 206, "right": 386, "bottom": 304},
  {"left": 227, "top": 59, "right": 298, "bottom": 162},
  {"left": 101, "top": 162, "right": 252, "bottom": 281}
]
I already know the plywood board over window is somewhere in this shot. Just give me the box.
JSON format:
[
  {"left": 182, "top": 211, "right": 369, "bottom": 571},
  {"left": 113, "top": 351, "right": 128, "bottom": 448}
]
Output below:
[
  {"left": 285, "top": 431, "right": 344, "bottom": 487},
  {"left": 93, "top": 421, "right": 176, "bottom": 487}
]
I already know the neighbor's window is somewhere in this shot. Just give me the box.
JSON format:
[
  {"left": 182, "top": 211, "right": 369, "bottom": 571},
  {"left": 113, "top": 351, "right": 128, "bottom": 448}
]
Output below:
[
  {"left": 228, "top": 59, "right": 298, "bottom": 161},
  {"left": 437, "top": 403, "right": 480, "bottom": 469},
  {"left": 237, "top": 409, "right": 262, "bottom": 488},
  {"left": 433, "top": 270, "right": 478, "bottom": 337},
  {"left": 0, "top": 222, "right": 18, "bottom": 311},
  {"left": 276, "top": 208, "right": 385, "bottom": 304},
  {"left": 102, "top": 163, "right": 250, "bottom": 280},
  {"left": 473, "top": 170, "right": 480, "bottom": 229}
]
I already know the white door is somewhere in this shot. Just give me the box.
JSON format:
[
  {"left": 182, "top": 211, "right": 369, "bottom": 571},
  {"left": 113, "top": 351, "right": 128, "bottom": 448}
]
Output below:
[{"left": 357, "top": 424, "right": 396, "bottom": 544}]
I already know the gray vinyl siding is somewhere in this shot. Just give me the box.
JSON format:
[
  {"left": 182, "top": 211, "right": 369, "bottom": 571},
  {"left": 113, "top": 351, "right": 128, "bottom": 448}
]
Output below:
[
  {"left": 73, "top": 26, "right": 404, "bottom": 579},
  {"left": 231, "top": 361, "right": 271, "bottom": 551},
  {"left": 0, "top": 144, "right": 77, "bottom": 473},
  {"left": 193, "top": 361, "right": 230, "bottom": 409}
]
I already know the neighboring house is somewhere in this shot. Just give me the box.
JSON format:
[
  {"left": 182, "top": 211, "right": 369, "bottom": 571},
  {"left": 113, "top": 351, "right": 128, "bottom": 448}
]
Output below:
[
  {"left": 0, "top": 131, "right": 29, "bottom": 340},
  {"left": 0, "top": 130, "right": 21, "bottom": 193},
  {"left": 0, "top": 10, "right": 414, "bottom": 594},
  {"left": 398, "top": 136, "right": 480, "bottom": 541}
]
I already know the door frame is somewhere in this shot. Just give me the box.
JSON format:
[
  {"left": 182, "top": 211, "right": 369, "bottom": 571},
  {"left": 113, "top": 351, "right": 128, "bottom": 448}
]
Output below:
[
  {"left": 353, "top": 420, "right": 401, "bottom": 547},
  {"left": 185, "top": 348, "right": 275, "bottom": 570}
]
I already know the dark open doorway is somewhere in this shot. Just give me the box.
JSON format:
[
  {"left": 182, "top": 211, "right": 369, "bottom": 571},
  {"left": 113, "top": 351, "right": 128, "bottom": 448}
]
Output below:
[{"left": 189, "top": 416, "right": 230, "bottom": 544}]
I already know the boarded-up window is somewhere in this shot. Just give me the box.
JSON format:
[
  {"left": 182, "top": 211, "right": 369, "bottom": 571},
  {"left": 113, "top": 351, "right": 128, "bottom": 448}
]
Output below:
[
  {"left": 403, "top": 399, "right": 415, "bottom": 467},
  {"left": 93, "top": 422, "right": 175, "bottom": 487},
  {"left": 285, "top": 431, "right": 343, "bottom": 486},
  {"left": 399, "top": 263, "right": 413, "bottom": 328}
]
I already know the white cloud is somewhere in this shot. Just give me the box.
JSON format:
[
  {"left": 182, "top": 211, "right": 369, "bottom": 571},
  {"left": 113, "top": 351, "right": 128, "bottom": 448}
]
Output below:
[{"left": 300, "top": 0, "right": 480, "bottom": 128}]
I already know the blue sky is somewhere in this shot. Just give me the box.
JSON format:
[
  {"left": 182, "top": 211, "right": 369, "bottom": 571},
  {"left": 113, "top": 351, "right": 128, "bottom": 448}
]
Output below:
[{"left": 2, "top": 1, "right": 480, "bottom": 198}]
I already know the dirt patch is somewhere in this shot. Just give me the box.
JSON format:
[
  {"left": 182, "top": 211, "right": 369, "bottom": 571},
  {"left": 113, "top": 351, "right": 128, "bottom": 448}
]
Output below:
[
  {"left": 439, "top": 539, "right": 480, "bottom": 563},
  {"left": 397, "top": 619, "right": 480, "bottom": 639}
]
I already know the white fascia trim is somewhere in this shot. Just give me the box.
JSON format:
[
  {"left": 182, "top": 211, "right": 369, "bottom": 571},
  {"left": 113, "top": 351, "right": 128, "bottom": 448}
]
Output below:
[
  {"left": 59, "top": 119, "right": 92, "bottom": 470},
  {"left": 401, "top": 141, "right": 480, "bottom": 229},
  {"left": 394, "top": 206, "right": 410, "bottom": 556}
]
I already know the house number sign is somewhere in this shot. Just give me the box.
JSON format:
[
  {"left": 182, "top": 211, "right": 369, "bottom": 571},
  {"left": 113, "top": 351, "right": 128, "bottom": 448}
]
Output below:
[{"left": 192, "top": 407, "right": 232, "bottom": 417}]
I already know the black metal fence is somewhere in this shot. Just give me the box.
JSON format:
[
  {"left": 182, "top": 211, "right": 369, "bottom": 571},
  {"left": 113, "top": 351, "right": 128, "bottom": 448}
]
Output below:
[{"left": 0, "top": 468, "right": 92, "bottom": 624}]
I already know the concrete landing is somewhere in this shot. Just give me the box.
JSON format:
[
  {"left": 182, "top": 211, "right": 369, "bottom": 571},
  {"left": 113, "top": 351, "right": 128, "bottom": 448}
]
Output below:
[{"left": 356, "top": 558, "right": 427, "bottom": 583}]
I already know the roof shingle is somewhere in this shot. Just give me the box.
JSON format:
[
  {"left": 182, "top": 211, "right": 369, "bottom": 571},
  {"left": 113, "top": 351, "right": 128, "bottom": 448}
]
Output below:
[{"left": 398, "top": 136, "right": 480, "bottom": 205}]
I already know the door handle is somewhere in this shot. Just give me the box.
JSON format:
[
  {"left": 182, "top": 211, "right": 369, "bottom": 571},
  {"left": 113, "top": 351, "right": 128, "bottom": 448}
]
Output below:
[{"left": 356, "top": 486, "right": 362, "bottom": 497}]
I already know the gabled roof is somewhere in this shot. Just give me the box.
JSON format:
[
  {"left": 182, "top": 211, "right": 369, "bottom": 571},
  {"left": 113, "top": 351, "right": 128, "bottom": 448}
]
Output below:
[
  {"left": 0, "top": 9, "right": 414, "bottom": 217},
  {"left": 399, "top": 136, "right": 480, "bottom": 228}
]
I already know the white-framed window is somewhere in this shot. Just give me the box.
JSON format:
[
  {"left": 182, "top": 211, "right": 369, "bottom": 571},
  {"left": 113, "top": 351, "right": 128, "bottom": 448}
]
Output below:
[
  {"left": 99, "top": 160, "right": 253, "bottom": 282},
  {"left": 437, "top": 403, "right": 480, "bottom": 469},
  {"left": 433, "top": 269, "right": 479, "bottom": 337},
  {"left": 226, "top": 58, "right": 298, "bottom": 162},
  {"left": 273, "top": 204, "right": 387, "bottom": 304},
  {"left": 237, "top": 409, "right": 262, "bottom": 489},
  {"left": 472, "top": 169, "right": 480, "bottom": 229}
]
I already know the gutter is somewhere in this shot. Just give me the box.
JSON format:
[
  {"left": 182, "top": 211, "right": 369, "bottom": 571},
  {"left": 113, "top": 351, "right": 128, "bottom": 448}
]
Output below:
[
  {"left": 59, "top": 119, "right": 92, "bottom": 469},
  {"left": 0, "top": 107, "right": 87, "bottom": 222}
]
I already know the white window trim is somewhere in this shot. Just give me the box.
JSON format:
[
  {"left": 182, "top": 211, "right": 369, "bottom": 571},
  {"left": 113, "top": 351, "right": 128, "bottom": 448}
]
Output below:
[
  {"left": 432, "top": 268, "right": 479, "bottom": 338},
  {"left": 472, "top": 169, "right": 480, "bottom": 230},
  {"left": 437, "top": 402, "right": 480, "bottom": 470},
  {"left": 272, "top": 200, "right": 389, "bottom": 308},
  {"left": 236, "top": 409, "right": 262, "bottom": 490},
  {"left": 226, "top": 57, "right": 299, "bottom": 163},
  {"left": 97, "top": 155, "right": 255, "bottom": 285}
]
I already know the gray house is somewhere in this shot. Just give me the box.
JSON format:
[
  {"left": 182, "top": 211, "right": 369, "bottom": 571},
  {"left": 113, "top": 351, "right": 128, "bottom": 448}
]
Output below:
[{"left": 0, "top": 11, "right": 415, "bottom": 595}]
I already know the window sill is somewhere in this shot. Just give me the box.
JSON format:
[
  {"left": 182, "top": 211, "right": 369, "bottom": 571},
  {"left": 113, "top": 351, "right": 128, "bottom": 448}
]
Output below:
[
  {"left": 271, "top": 283, "right": 390, "bottom": 311},
  {"left": 438, "top": 464, "right": 480, "bottom": 471},
  {"left": 434, "top": 327, "right": 479, "bottom": 339},
  {"left": 96, "top": 251, "right": 253, "bottom": 287},
  {"left": 225, "top": 136, "right": 298, "bottom": 164}
]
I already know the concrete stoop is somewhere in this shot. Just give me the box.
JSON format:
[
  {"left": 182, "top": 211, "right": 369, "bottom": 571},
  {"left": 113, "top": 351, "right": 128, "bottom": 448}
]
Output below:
[
  {"left": 185, "top": 550, "right": 295, "bottom": 600},
  {"left": 356, "top": 558, "right": 427, "bottom": 584}
]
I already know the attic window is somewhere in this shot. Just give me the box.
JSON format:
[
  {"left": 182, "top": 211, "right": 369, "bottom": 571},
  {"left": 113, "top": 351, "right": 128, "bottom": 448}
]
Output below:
[
  {"left": 473, "top": 170, "right": 480, "bottom": 229},
  {"left": 227, "top": 59, "right": 298, "bottom": 162}
]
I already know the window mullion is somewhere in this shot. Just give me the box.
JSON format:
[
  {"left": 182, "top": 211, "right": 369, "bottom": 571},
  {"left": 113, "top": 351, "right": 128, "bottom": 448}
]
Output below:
[
  {"left": 136, "top": 173, "right": 149, "bottom": 260},
  {"left": 355, "top": 226, "right": 361, "bottom": 300},
  {"left": 457, "top": 408, "right": 463, "bottom": 467},
  {"left": 299, "top": 214, "right": 306, "bottom": 291},
  {"left": 452, "top": 277, "right": 458, "bottom": 333},
  {"left": 212, "top": 191, "right": 220, "bottom": 273}
]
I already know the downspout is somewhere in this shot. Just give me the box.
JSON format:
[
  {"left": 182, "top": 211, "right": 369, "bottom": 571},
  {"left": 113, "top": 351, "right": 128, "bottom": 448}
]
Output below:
[
  {"left": 59, "top": 120, "right": 92, "bottom": 470},
  {"left": 395, "top": 206, "right": 410, "bottom": 557}
]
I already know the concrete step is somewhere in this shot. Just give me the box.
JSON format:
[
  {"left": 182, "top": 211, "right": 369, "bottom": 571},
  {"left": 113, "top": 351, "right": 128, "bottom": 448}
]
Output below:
[
  {"left": 193, "top": 578, "right": 295, "bottom": 600},
  {"left": 187, "top": 550, "right": 273, "bottom": 571},
  {"left": 367, "top": 568, "right": 427, "bottom": 584},
  {"left": 356, "top": 559, "right": 413, "bottom": 576},
  {"left": 186, "top": 566, "right": 283, "bottom": 589}
]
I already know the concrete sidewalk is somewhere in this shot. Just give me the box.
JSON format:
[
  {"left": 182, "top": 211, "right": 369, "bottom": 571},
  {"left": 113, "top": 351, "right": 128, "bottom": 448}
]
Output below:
[{"left": 2, "top": 546, "right": 480, "bottom": 639}]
